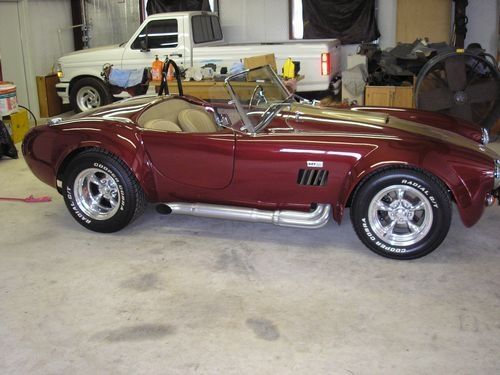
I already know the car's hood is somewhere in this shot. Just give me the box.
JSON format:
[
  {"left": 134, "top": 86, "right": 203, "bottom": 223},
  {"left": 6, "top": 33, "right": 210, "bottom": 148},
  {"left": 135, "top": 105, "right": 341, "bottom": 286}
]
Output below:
[
  {"left": 285, "top": 104, "right": 498, "bottom": 158},
  {"left": 59, "top": 44, "right": 124, "bottom": 64}
]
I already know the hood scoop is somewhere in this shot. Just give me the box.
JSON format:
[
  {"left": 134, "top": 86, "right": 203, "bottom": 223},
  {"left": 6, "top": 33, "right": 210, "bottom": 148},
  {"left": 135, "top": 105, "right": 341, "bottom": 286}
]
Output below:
[{"left": 290, "top": 104, "right": 389, "bottom": 126}]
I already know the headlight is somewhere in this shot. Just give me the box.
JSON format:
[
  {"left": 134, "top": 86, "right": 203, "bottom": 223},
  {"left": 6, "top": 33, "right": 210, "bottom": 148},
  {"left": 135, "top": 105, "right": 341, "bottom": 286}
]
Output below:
[
  {"left": 494, "top": 159, "right": 500, "bottom": 190},
  {"left": 57, "top": 63, "right": 64, "bottom": 79},
  {"left": 481, "top": 128, "right": 489, "bottom": 145}
]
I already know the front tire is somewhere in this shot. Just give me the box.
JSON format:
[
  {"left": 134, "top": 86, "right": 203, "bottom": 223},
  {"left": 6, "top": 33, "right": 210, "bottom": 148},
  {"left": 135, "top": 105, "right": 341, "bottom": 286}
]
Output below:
[
  {"left": 62, "top": 149, "right": 146, "bottom": 233},
  {"left": 70, "top": 77, "right": 112, "bottom": 113},
  {"left": 351, "top": 169, "right": 451, "bottom": 260}
]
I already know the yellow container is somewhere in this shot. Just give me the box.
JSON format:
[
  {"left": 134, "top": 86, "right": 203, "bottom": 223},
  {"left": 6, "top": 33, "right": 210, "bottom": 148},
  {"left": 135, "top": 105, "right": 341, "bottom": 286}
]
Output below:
[
  {"left": 283, "top": 58, "right": 296, "bottom": 79},
  {"left": 3, "top": 108, "right": 29, "bottom": 143}
]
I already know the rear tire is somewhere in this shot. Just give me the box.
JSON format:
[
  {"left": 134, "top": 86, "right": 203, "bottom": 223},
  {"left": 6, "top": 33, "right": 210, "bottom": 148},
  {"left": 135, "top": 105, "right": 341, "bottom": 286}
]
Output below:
[
  {"left": 351, "top": 169, "right": 451, "bottom": 260},
  {"left": 70, "top": 77, "right": 112, "bottom": 113},
  {"left": 62, "top": 149, "right": 146, "bottom": 233}
]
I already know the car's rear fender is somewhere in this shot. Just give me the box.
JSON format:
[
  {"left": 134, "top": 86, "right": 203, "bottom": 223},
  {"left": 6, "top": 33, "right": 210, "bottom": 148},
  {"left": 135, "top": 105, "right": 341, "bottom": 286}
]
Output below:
[{"left": 54, "top": 125, "right": 159, "bottom": 202}]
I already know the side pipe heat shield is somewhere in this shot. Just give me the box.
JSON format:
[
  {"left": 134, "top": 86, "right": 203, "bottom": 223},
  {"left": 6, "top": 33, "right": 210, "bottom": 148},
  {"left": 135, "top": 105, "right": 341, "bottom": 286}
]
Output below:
[{"left": 156, "top": 203, "right": 331, "bottom": 229}]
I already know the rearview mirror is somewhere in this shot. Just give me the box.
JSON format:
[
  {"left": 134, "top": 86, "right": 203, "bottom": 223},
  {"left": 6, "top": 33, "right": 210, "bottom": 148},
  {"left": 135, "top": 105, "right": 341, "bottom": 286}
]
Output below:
[{"left": 140, "top": 40, "right": 150, "bottom": 52}]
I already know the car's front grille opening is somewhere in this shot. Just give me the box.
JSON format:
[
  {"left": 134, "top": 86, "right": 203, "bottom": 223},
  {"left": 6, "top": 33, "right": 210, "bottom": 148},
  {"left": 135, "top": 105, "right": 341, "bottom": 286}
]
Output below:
[{"left": 297, "top": 169, "right": 329, "bottom": 186}]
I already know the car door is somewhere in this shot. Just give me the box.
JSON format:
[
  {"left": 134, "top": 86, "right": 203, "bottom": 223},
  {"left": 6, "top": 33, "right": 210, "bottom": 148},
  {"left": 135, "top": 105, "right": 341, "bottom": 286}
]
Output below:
[
  {"left": 142, "top": 128, "right": 236, "bottom": 193},
  {"left": 121, "top": 17, "right": 186, "bottom": 72},
  {"left": 230, "top": 129, "right": 344, "bottom": 207}
]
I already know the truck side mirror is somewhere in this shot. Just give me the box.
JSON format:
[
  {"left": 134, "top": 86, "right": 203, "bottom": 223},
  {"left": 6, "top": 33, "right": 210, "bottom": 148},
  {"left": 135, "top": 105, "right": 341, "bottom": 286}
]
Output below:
[{"left": 140, "top": 40, "right": 150, "bottom": 52}]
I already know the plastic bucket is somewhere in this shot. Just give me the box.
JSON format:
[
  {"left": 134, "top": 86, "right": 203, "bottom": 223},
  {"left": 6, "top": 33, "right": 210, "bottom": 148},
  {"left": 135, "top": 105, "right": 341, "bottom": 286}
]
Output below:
[{"left": 0, "top": 83, "right": 18, "bottom": 116}]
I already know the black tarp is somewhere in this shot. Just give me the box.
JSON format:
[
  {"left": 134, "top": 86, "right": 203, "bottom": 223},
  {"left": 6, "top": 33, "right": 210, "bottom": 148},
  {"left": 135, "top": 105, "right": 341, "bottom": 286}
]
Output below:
[
  {"left": 0, "top": 120, "right": 18, "bottom": 159},
  {"left": 146, "top": 0, "right": 211, "bottom": 14},
  {"left": 302, "top": 0, "right": 380, "bottom": 44}
]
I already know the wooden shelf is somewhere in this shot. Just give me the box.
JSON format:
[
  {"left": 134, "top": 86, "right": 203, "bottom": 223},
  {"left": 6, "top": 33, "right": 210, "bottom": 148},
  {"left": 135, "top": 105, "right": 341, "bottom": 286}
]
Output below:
[{"left": 365, "top": 85, "right": 414, "bottom": 108}]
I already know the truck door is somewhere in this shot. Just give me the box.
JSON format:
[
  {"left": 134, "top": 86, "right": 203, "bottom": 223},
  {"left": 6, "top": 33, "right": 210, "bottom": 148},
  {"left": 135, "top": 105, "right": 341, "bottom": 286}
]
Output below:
[{"left": 121, "top": 17, "right": 186, "bottom": 73}]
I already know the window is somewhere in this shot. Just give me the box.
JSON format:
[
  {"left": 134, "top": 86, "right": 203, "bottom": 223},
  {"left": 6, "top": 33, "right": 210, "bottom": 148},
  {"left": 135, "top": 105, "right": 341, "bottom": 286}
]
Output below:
[
  {"left": 192, "top": 15, "right": 222, "bottom": 44},
  {"left": 131, "top": 19, "right": 178, "bottom": 49},
  {"left": 289, "top": 0, "right": 380, "bottom": 44}
]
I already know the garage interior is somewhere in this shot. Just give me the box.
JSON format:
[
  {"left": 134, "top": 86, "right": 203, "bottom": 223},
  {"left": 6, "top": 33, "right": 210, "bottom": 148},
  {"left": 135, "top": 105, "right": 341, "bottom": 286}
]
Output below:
[{"left": 1, "top": 0, "right": 499, "bottom": 374}]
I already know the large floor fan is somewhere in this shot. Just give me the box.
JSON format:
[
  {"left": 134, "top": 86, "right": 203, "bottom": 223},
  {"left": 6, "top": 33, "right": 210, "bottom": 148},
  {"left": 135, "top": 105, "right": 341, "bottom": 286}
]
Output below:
[{"left": 415, "top": 51, "right": 499, "bottom": 128}]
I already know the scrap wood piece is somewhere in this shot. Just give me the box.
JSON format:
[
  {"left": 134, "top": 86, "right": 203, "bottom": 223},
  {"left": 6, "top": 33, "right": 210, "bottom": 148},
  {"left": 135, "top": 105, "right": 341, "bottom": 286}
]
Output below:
[{"left": 0, "top": 195, "right": 52, "bottom": 203}]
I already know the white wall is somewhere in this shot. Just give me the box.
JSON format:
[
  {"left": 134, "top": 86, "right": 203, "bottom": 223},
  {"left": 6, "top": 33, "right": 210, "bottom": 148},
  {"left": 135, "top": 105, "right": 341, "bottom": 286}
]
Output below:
[
  {"left": 219, "top": 0, "right": 289, "bottom": 43},
  {"left": 27, "top": 0, "right": 75, "bottom": 76},
  {"left": 0, "top": 0, "right": 74, "bottom": 117},
  {"left": 85, "top": 0, "right": 140, "bottom": 48},
  {"left": 465, "top": 0, "right": 498, "bottom": 55},
  {"left": 377, "top": 0, "right": 397, "bottom": 49},
  {"left": 219, "top": 0, "right": 498, "bottom": 69},
  {"left": 219, "top": 0, "right": 393, "bottom": 71}
]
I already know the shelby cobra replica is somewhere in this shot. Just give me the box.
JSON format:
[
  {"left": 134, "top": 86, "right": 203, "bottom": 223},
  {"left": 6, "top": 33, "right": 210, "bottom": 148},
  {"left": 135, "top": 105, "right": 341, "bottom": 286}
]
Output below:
[{"left": 23, "top": 66, "right": 499, "bottom": 259}]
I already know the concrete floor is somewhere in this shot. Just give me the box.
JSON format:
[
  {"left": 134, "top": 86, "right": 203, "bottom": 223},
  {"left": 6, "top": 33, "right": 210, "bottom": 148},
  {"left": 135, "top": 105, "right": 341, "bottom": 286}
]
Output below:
[{"left": 0, "top": 139, "right": 499, "bottom": 375}]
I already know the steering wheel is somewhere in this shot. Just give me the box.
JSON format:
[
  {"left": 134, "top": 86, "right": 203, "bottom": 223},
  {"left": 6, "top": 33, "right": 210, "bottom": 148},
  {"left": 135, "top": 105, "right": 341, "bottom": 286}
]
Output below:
[
  {"left": 212, "top": 107, "right": 231, "bottom": 128},
  {"left": 249, "top": 85, "right": 267, "bottom": 109},
  {"left": 254, "top": 103, "right": 282, "bottom": 133}
]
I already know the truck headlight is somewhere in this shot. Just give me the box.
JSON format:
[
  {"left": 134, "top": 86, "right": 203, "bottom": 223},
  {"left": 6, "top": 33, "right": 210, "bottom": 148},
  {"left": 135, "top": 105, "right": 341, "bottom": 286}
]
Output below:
[
  {"left": 494, "top": 159, "right": 500, "bottom": 190},
  {"left": 57, "top": 64, "right": 64, "bottom": 79}
]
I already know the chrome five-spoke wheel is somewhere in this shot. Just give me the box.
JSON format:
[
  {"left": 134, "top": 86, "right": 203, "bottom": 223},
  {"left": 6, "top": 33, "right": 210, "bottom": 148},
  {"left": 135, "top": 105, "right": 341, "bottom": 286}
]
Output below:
[
  {"left": 368, "top": 185, "right": 433, "bottom": 247},
  {"left": 70, "top": 77, "right": 112, "bottom": 113},
  {"left": 351, "top": 169, "right": 451, "bottom": 259},
  {"left": 63, "top": 150, "right": 146, "bottom": 232},
  {"left": 74, "top": 168, "right": 120, "bottom": 220},
  {"left": 76, "top": 86, "right": 101, "bottom": 111}
]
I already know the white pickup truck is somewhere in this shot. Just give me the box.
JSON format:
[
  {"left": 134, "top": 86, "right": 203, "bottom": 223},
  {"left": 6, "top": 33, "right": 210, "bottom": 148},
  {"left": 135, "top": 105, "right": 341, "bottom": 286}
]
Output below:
[{"left": 56, "top": 11, "right": 341, "bottom": 112}]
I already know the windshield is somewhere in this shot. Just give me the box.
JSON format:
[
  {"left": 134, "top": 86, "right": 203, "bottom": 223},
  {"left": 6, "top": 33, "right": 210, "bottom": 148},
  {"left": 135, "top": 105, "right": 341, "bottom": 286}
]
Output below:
[{"left": 225, "top": 65, "right": 292, "bottom": 133}]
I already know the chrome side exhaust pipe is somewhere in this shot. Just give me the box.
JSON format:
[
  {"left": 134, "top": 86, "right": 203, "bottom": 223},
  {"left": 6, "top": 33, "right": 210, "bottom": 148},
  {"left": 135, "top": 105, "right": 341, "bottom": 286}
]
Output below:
[{"left": 156, "top": 202, "right": 331, "bottom": 229}]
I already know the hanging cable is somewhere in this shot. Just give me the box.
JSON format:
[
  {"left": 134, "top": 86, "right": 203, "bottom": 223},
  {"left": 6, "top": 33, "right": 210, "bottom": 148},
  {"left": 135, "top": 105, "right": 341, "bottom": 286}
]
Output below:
[{"left": 18, "top": 105, "right": 38, "bottom": 127}]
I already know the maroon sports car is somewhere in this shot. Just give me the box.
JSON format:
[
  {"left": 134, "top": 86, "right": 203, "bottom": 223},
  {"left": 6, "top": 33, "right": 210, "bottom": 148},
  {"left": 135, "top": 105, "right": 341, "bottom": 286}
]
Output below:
[{"left": 23, "top": 66, "right": 499, "bottom": 259}]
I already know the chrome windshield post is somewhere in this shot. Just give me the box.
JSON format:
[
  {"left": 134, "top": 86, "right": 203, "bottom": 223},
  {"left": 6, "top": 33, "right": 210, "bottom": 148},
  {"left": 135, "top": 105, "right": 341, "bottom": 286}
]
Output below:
[
  {"left": 224, "top": 73, "right": 256, "bottom": 134},
  {"left": 224, "top": 65, "right": 294, "bottom": 135}
]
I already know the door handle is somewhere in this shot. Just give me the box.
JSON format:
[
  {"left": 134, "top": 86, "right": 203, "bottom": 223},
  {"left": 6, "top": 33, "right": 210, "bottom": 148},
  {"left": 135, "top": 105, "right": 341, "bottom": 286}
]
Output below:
[{"left": 170, "top": 53, "right": 183, "bottom": 58}]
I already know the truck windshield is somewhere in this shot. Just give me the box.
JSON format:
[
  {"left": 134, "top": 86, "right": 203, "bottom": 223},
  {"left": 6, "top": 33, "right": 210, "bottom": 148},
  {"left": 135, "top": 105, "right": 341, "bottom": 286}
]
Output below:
[{"left": 225, "top": 65, "right": 292, "bottom": 133}]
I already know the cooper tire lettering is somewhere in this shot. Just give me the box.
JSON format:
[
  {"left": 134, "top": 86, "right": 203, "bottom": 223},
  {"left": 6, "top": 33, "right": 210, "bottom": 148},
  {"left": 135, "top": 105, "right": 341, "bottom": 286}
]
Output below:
[
  {"left": 62, "top": 149, "right": 146, "bottom": 233},
  {"left": 351, "top": 169, "right": 451, "bottom": 260},
  {"left": 401, "top": 179, "right": 438, "bottom": 208}
]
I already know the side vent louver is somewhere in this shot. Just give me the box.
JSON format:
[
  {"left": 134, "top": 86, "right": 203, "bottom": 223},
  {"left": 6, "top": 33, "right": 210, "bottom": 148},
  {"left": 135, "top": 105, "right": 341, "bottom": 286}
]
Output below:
[{"left": 297, "top": 169, "right": 329, "bottom": 186}]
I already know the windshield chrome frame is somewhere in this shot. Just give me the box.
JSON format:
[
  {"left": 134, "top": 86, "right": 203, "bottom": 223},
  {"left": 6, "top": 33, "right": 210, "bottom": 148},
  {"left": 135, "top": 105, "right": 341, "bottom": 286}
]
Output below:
[{"left": 224, "top": 65, "right": 292, "bottom": 135}]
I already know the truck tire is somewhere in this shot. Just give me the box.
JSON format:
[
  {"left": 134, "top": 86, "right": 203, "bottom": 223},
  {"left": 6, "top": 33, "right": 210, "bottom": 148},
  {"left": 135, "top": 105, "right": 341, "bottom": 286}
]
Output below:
[{"left": 70, "top": 77, "right": 112, "bottom": 113}]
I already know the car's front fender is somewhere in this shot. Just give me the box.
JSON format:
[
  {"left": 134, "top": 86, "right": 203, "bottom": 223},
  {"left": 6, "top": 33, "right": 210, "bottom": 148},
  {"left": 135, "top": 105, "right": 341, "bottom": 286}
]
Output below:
[{"left": 335, "top": 140, "right": 495, "bottom": 228}]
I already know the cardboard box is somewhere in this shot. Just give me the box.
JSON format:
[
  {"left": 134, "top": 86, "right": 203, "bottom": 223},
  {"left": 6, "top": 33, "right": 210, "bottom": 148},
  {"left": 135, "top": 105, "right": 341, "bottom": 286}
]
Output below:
[
  {"left": 3, "top": 108, "right": 29, "bottom": 143},
  {"left": 36, "top": 74, "right": 62, "bottom": 118},
  {"left": 347, "top": 54, "right": 368, "bottom": 71},
  {"left": 342, "top": 65, "right": 367, "bottom": 106},
  {"left": 243, "top": 54, "right": 277, "bottom": 72}
]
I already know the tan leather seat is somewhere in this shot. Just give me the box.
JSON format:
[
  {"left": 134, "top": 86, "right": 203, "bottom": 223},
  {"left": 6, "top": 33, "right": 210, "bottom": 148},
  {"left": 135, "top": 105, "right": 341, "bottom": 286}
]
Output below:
[
  {"left": 177, "top": 109, "right": 218, "bottom": 133},
  {"left": 143, "top": 119, "right": 182, "bottom": 132},
  {"left": 137, "top": 99, "right": 193, "bottom": 127}
]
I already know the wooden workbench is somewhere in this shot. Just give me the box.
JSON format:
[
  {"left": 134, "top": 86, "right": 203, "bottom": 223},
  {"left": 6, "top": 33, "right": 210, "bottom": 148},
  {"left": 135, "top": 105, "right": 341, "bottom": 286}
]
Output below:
[
  {"left": 150, "top": 77, "right": 300, "bottom": 102},
  {"left": 150, "top": 80, "right": 232, "bottom": 102}
]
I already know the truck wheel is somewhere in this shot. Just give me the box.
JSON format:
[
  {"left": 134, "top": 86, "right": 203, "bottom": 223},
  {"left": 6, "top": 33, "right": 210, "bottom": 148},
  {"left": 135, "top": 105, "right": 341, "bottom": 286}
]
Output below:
[
  {"left": 62, "top": 149, "right": 147, "bottom": 233},
  {"left": 350, "top": 169, "right": 451, "bottom": 260},
  {"left": 70, "top": 77, "right": 112, "bottom": 113}
]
